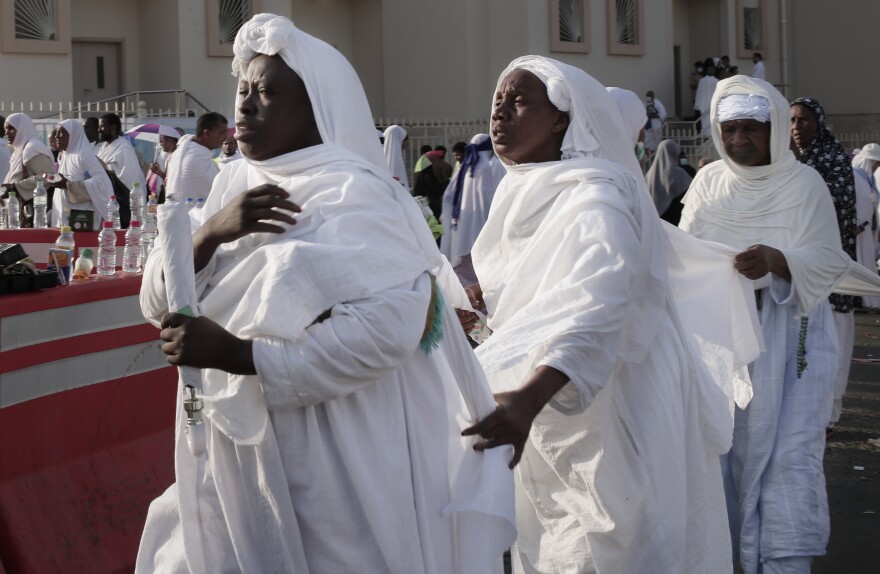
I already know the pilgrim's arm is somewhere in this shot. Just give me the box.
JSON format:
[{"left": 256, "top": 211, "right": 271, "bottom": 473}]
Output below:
[
  {"left": 734, "top": 245, "right": 791, "bottom": 282},
  {"left": 252, "top": 275, "right": 432, "bottom": 409},
  {"left": 10, "top": 155, "right": 56, "bottom": 200}
]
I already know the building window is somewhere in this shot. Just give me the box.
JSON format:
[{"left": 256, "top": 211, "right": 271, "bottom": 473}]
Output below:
[
  {"left": 206, "top": 0, "right": 261, "bottom": 57},
  {"left": 606, "top": 0, "right": 644, "bottom": 56},
  {"left": 1, "top": 0, "right": 71, "bottom": 54},
  {"left": 736, "top": 0, "right": 766, "bottom": 58},
  {"left": 550, "top": 0, "right": 589, "bottom": 54}
]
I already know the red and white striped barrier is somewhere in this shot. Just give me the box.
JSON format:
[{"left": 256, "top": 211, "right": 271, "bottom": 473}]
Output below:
[{"left": 0, "top": 273, "right": 177, "bottom": 573}]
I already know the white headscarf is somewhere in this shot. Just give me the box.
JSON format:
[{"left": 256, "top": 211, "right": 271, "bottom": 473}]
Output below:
[
  {"left": 474, "top": 55, "right": 667, "bottom": 373},
  {"left": 680, "top": 75, "right": 853, "bottom": 313},
  {"left": 646, "top": 139, "right": 692, "bottom": 215},
  {"left": 606, "top": 87, "right": 648, "bottom": 147},
  {"left": 382, "top": 124, "right": 409, "bottom": 188},
  {"left": 853, "top": 143, "right": 880, "bottom": 176},
  {"left": 53, "top": 119, "right": 112, "bottom": 225},
  {"left": 4, "top": 113, "right": 53, "bottom": 184}
]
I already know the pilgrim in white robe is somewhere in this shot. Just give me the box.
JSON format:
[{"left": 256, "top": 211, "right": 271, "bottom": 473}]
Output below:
[
  {"left": 695, "top": 76, "right": 719, "bottom": 136},
  {"left": 645, "top": 96, "right": 667, "bottom": 151},
  {"left": 52, "top": 119, "right": 113, "bottom": 229},
  {"left": 440, "top": 134, "right": 502, "bottom": 286},
  {"left": 136, "top": 14, "right": 514, "bottom": 574},
  {"left": 383, "top": 125, "right": 410, "bottom": 190},
  {"left": 165, "top": 134, "right": 220, "bottom": 202},
  {"left": 679, "top": 75, "right": 879, "bottom": 574},
  {"left": 97, "top": 136, "right": 147, "bottom": 191},
  {"left": 3, "top": 113, "right": 56, "bottom": 201},
  {"left": 471, "top": 56, "right": 762, "bottom": 574}
]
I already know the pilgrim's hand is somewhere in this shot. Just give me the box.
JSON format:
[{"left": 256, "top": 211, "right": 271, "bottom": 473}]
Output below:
[
  {"left": 462, "top": 366, "right": 570, "bottom": 468},
  {"left": 734, "top": 244, "right": 791, "bottom": 281},
  {"left": 456, "top": 308, "right": 479, "bottom": 333},
  {"left": 461, "top": 390, "right": 539, "bottom": 468},
  {"left": 465, "top": 282, "right": 485, "bottom": 312},
  {"left": 193, "top": 184, "right": 301, "bottom": 272},
  {"left": 52, "top": 175, "right": 68, "bottom": 189},
  {"left": 160, "top": 312, "right": 256, "bottom": 374}
]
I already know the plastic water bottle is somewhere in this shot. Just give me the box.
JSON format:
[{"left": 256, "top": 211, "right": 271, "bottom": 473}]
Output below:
[
  {"left": 196, "top": 198, "right": 205, "bottom": 209},
  {"left": 98, "top": 221, "right": 117, "bottom": 275},
  {"left": 141, "top": 213, "right": 158, "bottom": 262},
  {"left": 122, "top": 220, "right": 142, "bottom": 273},
  {"left": 185, "top": 198, "right": 195, "bottom": 211},
  {"left": 6, "top": 192, "right": 20, "bottom": 229},
  {"left": 33, "top": 182, "right": 48, "bottom": 228},
  {"left": 146, "top": 193, "right": 158, "bottom": 217},
  {"left": 55, "top": 225, "right": 75, "bottom": 252},
  {"left": 0, "top": 199, "right": 6, "bottom": 230},
  {"left": 107, "top": 195, "right": 121, "bottom": 229},
  {"left": 130, "top": 182, "right": 144, "bottom": 223}
]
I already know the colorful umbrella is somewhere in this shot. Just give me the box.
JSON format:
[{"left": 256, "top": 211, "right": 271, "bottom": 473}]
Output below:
[{"left": 125, "top": 123, "right": 182, "bottom": 143}]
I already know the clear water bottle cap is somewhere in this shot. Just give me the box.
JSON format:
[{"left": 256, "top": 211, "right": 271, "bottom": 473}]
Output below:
[
  {"left": 7, "top": 191, "right": 15, "bottom": 197},
  {"left": 130, "top": 221, "right": 141, "bottom": 227},
  {"left": 110, "top": 195, "right": 116, "bottom": 200},
  {"left": 61, "top": 226, "right": 71, "bottom": 232},
  {"left": 102, "top": 221, "right": 113, "bottom": 228}
]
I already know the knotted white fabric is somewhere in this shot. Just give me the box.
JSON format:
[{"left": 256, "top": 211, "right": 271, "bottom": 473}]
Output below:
[
  {"left": 4, "top": 113, "right": 53, "bottom": 184},
  {"left": 716, "top": 93, "right": 772, "bottom": 124},
  {"left": 53, "top": 119, "right": 112, "bottom": 226}
]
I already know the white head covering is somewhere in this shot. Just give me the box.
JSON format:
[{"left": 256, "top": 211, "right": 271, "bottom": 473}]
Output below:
[
  {"left": 4, "top": 113, "right": 53, "bottom": 184},
  {"left": 716, "top": 93, "right": 772, "bottom": 124},
  {"left": 495, "top": 57, "right": 640, "bottom": 177},
  {"left": 853, "top": 142, "right": 880, "bottom": 175},
  {"left": 475, "top": 55, "right": 666, "bottom": 371},
  {"left": 680, "top": 75, "right": 852, "bottom": 313},
  {"left": 646, "top": 139, "right": 692, "bottom": 215},
  {"left": 606, "top": 87, "right": 648, "bottom": 147},
  {"left": 52, "top": 119, "right": 112, "bottom": 225},
  {"left": 382, "top": 125, "right": 409, "bottom": 188}
]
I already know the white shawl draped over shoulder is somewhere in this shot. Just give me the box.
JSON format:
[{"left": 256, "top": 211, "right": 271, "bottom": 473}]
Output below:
[
  {"left": 472, "top": 55, "right": 762, "bottom": 574},
  {"left": 680, "top": 76, "right": 880, "bottom": 313},
  {"left": 137, "top": 14, "right": 514, "bottom": 574},
  {"left": 3, "top": 113, "right": 52, "bottom": 184}
]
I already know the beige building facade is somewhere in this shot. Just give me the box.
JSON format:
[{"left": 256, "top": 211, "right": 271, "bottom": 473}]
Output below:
[{"left": 0, "top": 0, "right": 878, "bottom": 131}]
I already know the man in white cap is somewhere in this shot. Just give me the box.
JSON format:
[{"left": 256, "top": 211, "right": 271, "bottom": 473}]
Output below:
[{"left": 680, "top": 76, "right": 880, "bottom": 574}]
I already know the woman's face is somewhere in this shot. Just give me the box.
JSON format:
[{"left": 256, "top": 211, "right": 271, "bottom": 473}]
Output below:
[
  {"left": 159, "top": 135, "right": 178, "bottom": 153},
  {"left": 790, "top": 104, "right": 818, "bottom": 150},
  {"left": 56, "top": 127, "right": 70, "bottom": 151},
  {"left": 491, "top": 69, "right": 568, "bottom": 165},
  {"left": 235, "top": 54, "right": 322, "bottom": 161},
  {"left": 5, "top": 122, "right": 16, "bottom": 145}
]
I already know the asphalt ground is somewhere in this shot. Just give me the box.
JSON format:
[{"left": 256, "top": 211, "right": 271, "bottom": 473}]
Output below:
[{"left": 814, "top": 310, "right": 880, "bottom": 573}]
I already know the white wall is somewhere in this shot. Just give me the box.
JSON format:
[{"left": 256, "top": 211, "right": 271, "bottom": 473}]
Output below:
[
  {"left": 137, "top": 0, "right": 181, "bottom": 93},
  {"left": 0, "top": 53, "right": 73, "bottom": 109},
  {"left": 72, "top": 0, "right": 142, "bottom": 92}
]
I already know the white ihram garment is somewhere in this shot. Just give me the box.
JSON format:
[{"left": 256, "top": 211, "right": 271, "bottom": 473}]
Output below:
[
  {"left": 136, "top": 13, "right": 514, "bottom": 574},
  {"left": 472, "top": 56, "right": 763, "bottom": 574},
  {"left": 696, "top": 76, "right": 719, "bottom": 136},
  {"left": 98, "top": 136, "right": 147, "bottom": 190},
  {"left": 52, "top": 119, "right": 113, "bottom": 229},
  {"left": 679, "top": 75, "right": 880, "bottom": 574},
  {"left": 165, "top": 135, "right": 219, "bottom": 202}
]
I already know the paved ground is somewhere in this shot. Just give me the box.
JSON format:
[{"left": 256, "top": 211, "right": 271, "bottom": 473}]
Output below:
[{"left": 813, "top": 311, "right": 880, "bottom": 573}]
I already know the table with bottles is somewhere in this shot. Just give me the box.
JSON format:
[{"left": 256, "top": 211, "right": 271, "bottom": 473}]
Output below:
[{"left": 0, "top": 227, "right": 129, "bottom": 269}]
